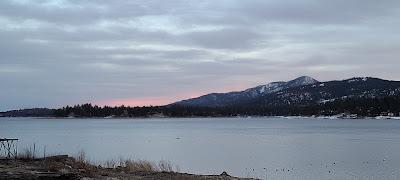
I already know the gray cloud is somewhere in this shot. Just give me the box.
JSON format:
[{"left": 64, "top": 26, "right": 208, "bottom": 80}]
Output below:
[{"left": 1, "top": 0, "right": 400, "bottom": 110}]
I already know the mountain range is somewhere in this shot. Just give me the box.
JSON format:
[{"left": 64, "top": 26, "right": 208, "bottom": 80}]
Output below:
[
  {"left": 2, "top": 76, "right": 400, "bottom": 117},
  {"left": 173, "top": 76, "right": 400, "bottom": 108}
]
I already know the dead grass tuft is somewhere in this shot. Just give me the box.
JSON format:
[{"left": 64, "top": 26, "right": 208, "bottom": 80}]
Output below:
[
  {"left": 18, "top": 144, "right": 37, "bottom": 159},
  {"left": 75, "top": 149, "right": 86, "bottom": 163},
  {"left": 114, "top": 158, "right": 178, "bottom": 173},
  {"left": 124, "top": 159, "right": 157, "bottom": 172}
]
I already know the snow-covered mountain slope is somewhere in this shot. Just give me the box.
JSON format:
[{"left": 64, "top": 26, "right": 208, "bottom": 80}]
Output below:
[
  {"left": 173, "top": 76, "right": 319, "bottom": 107},
  {"left": 173, "top": 76, "right": 400, "bottom": 108},
  {"left": 253, "top": 77, "right": 400, "bottom": 106}
]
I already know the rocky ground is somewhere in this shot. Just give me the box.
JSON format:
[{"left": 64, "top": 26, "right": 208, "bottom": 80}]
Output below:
[{"left": 0, "top": 155, "right": 254, "bottom": 180}]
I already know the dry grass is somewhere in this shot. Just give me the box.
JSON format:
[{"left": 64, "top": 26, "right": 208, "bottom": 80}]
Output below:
[
  {"left": 123, "top": 159, "right": 158, "bottom": 172},
  {"left": 18, "top": 144, "right": 37, "bottom": 159},
  {"left": 17, "top": 148, "right": 179, "bottom": 174},
  {"left": 158, "top": 160, "right": 176, "bottom": 172},
  {"left": 101, "top": 157, "right": 178, "bottom": 173},
  {"left": 18, "top": 148, "right": 35, "bottom": 159},
  {"left": 75, "top": 149, "right": 87, "bottom": 163},
  {"left": 104, "top": 159, "right": 117, "bottom": 168}
]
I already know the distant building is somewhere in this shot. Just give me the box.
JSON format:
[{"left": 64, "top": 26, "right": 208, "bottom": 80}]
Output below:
[{"left": 380, "top": 112, "right": 395, "bottom": 117}]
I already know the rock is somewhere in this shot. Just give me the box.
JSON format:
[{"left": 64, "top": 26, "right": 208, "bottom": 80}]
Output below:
[
  {"left": 59, "top": 168, "right": 70, "bottom": 174},
  {"left": 220, "top": 171, "right": 230, "bottom": 176}
]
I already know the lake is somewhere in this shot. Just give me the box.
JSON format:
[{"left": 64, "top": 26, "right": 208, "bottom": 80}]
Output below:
[{"left": 1, "top": 117, "right": 400, "bottom": 179}]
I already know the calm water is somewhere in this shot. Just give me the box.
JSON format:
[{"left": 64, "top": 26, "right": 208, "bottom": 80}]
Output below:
[{"left": 1, "top": 117, "right": 400, "bottom": 179}]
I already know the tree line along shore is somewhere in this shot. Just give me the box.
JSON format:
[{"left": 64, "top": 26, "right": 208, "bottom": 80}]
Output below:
[{"left": 2, "top": 95, "right": 400, "bottom": 118}]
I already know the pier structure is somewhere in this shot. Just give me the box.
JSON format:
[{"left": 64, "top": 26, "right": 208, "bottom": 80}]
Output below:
[{"left": 0, "top": 138, "right": 18, "bottom": 159}]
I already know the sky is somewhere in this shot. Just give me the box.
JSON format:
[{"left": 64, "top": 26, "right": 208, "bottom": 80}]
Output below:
[{"left": 1, "top": 0, "right": 400, "bottom": 111}]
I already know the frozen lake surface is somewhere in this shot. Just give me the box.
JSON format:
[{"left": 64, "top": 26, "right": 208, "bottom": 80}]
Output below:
[{"left": 1, "top": 117, "right": 400, "bottom": 179}]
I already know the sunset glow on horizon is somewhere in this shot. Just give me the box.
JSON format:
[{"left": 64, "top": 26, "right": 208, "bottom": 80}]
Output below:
[
  {"left": 96, "top": 97, "right": 174, "bottom": 107},
  {"left": 95, "top": 84, "right": 253, "bottom": 107}
]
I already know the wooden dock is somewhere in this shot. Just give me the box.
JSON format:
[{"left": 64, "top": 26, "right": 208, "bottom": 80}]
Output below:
[{"left": 0, "top": 138, "right": 18, "bottom": 159}]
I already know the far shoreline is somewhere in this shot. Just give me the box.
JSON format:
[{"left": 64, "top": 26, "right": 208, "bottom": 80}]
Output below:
[{"left": 2, "top": 115, "right": 400, "bottom": 120}]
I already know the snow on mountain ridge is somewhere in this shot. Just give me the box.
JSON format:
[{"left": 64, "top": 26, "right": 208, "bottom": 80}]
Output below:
[
  {"left": 347, "top": 77, "right": 372, "bottom": 83},
  {"left": 286, "top": 76, "right": 319, "bottom": 87},
  {"left": 244, "top": 81, "right": 286, "bottom": 97},
  {"left": 174, "top": 76, "right": 319, "bottom": 107},
  {"left": 173, "top": 76, "right": 400, "bottom": 107},
  {"left": 245, "top": 76, "right": 318, "bottom": 97}
]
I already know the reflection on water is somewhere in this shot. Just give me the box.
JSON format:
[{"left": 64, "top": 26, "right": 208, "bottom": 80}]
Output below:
[{"left": 1, "top": 117, "right": 400, "bottom": 179}]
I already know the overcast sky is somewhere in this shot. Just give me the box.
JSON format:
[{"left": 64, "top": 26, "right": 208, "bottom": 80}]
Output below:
[{"left": 1, "top": 0, "right": 400, "bottom": 110}]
